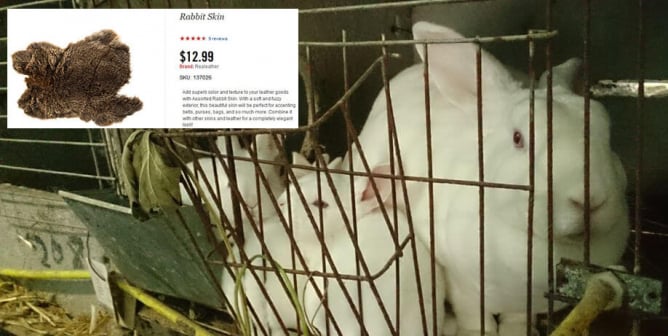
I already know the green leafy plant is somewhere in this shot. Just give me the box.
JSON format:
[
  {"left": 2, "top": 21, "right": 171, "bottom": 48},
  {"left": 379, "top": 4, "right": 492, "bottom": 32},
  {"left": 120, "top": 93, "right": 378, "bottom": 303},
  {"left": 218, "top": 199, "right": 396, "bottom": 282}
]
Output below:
[{"left": 232, "top": 254, "right": 319, "bottom": 336}]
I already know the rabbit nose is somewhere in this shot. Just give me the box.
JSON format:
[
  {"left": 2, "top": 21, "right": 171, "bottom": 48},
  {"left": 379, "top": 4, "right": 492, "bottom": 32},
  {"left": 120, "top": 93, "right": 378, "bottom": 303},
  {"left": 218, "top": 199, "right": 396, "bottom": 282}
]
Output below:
[{"left": 569, "top": 196, "right": 606, "bottom": 213}]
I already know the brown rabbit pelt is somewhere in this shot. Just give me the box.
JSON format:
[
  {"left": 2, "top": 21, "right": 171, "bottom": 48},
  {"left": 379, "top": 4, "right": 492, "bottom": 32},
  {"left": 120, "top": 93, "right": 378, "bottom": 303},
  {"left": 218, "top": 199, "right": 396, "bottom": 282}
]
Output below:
[{"left": 12, "top": 30, "right": 143, "bottom": 126}]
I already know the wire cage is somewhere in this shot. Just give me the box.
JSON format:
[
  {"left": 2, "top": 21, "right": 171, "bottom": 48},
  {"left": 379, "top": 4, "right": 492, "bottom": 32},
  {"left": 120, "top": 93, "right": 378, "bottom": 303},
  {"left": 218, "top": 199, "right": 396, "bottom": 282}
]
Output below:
[
  {"left": 167, "top": 2, "right": 666, "bottom": 335},
  {"left": 2, "top": 1, "right": 667, "bottom": 336}
]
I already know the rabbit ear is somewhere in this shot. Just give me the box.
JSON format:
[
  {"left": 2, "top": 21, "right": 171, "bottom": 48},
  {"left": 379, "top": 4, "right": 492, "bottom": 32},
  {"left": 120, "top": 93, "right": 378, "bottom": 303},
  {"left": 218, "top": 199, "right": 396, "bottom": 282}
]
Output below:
[
  {"left": 327, "top": 156, "right": 342, "bottom": 169},
  {"left": 252, "top": 133, "right": 281, "bottom": 149},
  {"left": 313, "top": 152, "right": 331, "bottom": 166},
  {"left": 292, "top": 152, "right": 311, "bottom": 166},
  {"left": 249, "top": 133, "right": 283, "bottom": 161},
  {"left": 358, "top": 164, "right": 393, "bottom": 213},
  {"left": 412, "top": 21, "right": 518, "bottom": 107},
  {"left": 290, "top": 151, "right": 317, "bottom": 180},
  {"left": 292, "top": 151, "right": 310, "bottom": 166},
  {"left": 539, "top": 58, "right": 585, "bottom": 95},
  {"left": 215, "top": 135, "right": 244, "bottom": 156}
]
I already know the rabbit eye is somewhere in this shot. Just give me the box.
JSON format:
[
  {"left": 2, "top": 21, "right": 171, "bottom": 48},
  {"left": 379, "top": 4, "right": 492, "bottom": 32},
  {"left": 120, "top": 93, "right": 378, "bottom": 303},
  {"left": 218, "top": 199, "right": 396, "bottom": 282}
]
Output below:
[
  {"left": 513, "top": 130, "right": 524, "bottom": 149},
  {"left": 312, "top": 200, "right": 329, "bottom": 209}
]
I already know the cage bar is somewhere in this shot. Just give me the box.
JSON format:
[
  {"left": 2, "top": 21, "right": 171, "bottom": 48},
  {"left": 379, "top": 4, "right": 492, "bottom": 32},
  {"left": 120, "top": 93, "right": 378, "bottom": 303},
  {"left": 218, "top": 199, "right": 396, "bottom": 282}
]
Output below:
[
  {"left": 632, "top": 0, "right": 646, "bottom": 335},
  {"left": 474, "top": 43, "right": 486, "bottom": 336},
  {"left": 526, "top": 35, "right": 536, "bottom": 336},
  {"left": 582, "top": 0, "right": 593, "bottom": 264},
  {"left": 0, "top": 164, "right": 115, "bottom": 181},
  {"left": 421, "top": 42, "right": 439, "bottom": 336},
  {"left": 545, "top": 0, "right": 556, "bottom": 333}
]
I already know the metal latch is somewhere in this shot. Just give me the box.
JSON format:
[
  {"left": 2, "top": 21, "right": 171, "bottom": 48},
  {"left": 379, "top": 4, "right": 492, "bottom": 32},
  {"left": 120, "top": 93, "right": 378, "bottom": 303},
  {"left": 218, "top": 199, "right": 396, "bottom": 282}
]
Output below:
[
  {"left": 590, "top": 80, "right": 668, "bottom": 98},
  {"left": 553, "top": 258, "right": 663, "bottom": 316}
]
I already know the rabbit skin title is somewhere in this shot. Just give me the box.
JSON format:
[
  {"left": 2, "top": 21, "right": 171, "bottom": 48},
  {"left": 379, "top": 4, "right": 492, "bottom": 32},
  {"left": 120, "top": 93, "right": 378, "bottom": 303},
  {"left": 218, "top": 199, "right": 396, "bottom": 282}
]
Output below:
[{"left": 179, "top": 12, "right": 225, "bottom": 20}]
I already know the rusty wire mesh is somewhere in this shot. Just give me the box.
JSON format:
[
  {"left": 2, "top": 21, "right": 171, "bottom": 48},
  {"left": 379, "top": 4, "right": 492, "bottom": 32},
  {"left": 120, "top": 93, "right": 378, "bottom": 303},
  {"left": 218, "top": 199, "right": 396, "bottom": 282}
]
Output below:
[{"left": 162, "top": 3, "right": 559, "bottom": 334}]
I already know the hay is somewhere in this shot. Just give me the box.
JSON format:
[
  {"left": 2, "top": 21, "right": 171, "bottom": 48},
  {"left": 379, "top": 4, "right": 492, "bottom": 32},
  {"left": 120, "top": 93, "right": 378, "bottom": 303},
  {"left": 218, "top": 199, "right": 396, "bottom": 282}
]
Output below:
[{"left": 0, "top": 280, "right": 112, "bottom": 336}]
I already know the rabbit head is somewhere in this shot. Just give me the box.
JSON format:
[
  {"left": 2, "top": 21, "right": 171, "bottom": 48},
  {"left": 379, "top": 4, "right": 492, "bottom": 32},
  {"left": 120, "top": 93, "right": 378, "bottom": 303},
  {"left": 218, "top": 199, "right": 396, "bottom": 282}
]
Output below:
[
  {"left": 411, "top": 22, "right": 629, "bottom": 257},
  {"left": 279, "top": 152, "right": 395, "bottom": 245},
  {"left": 385, "top": 21, "right": 632, "bottom": 333},
  {"left": 181, "top": 133, "right": 286, "bottom": 225},
  {"left": 252, "top": 133, "right": 284, "bottom": 164},
  {"left": 280, "top": 154, "right": 447, "bottom": 335}
]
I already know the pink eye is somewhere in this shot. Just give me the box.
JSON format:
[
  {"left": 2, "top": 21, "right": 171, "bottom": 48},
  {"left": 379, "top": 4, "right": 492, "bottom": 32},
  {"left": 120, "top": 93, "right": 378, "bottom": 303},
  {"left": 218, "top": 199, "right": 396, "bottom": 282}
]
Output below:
[
  {"left": 312, "top": 200, "right": 329, "bottom": 209},
  {"left": 513, "top": 130, "right": 524, "bottom": 149}
]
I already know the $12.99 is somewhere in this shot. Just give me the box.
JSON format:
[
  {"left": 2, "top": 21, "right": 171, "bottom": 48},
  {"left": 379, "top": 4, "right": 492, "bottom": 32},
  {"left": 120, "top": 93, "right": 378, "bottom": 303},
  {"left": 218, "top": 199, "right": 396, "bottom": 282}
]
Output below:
[{"left": 180, "top": 50, "right": 214, "bottom": 63}]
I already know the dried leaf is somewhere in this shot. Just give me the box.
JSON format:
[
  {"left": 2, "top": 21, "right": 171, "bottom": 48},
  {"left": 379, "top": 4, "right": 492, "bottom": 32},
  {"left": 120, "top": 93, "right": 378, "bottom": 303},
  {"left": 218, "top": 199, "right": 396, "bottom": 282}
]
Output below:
[
  {"left": 120, "top": 130, "right": 181, "bottom": 220},
  {"left": 120, "top": 130, "right": 142, "bottom": 205}
]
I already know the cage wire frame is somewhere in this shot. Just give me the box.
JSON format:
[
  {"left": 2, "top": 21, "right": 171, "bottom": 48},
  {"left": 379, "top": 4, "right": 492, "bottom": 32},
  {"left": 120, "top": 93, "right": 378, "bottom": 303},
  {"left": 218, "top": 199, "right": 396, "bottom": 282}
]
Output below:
[
  {"left": 0, "top": 0, "right": 660, "bottom": 336},
  {"left": 168, "top": 34, "right": 544, "bottom": 336},
  {"left": 162, "top": 6, "right": 560, "bottom": 336},
  {"left": 165, "top": 2, "right": 655, "bottom": 336}
]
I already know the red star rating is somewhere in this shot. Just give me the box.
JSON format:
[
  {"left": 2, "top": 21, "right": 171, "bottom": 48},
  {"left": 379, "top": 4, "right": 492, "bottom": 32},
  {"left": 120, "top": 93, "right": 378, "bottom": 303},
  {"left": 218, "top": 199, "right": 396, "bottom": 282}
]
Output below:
[{"left": 180, "top": 36, "right": 206, "bottom": 41}]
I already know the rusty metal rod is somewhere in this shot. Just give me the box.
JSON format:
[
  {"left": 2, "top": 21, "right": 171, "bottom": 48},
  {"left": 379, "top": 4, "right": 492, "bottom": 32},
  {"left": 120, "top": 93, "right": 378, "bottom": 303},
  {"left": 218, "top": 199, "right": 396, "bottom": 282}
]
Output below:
[
  {"left": 0, "top": 137, "right": 106, "bottom": 146},
  {"left": 632, "top": 0, "right": 646, "bottom": 334},
  {"left": 299, "top": 31, "right": 557, "bottom": 47},
  {"left": 299, "top": 0, "right": 492, "bottom": 14},
  {"left": 379, "top": 33, "right": 404, "bottom": 336},
  {"left": 526, "top": 36, "right": 537, "bottom": 336},
  {"left": 0, "top": 164, "right": 115, "bottom": 181},
  {"left": 545, "top": 0, "right": 556, "bottom": 332},
  {"left": 582, "top": 0, "right": 592, "bottom": 264},
  {"left": 223, "top": 229, "right": 413, "bottom": 283},
  {"left": 422, "top": 42, "right": 438, "bottom": 336},
  {"left": 0, "top": 0, "right": 64, "bottom": 10},
  {"left": 475, "top": 44, "right": 486, "bottom": 336},
  {"left": 341, "top": 28, "right": 365, "bottom": 334}
]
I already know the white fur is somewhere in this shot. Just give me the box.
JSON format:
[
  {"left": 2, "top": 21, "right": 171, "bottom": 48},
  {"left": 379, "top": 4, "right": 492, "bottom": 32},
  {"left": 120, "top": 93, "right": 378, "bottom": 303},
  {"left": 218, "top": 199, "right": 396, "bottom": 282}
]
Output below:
[
  {"left": 186, "top": 135, "right": 290, "bottom": 334},
  {"left": 180, "top": 133, "right": 285, "bottom": 222},
  {"left": 281, "top": 155, "right": 447, "bottom": 335},
  {"left": 221, "top": 213, "right": 313, "bottom": 335},
  {"left": 346, "top": 22, "right": 630, "bottom": 335},
  {"left": 220, "top": 153, "right": 341, "bottom": 335}
]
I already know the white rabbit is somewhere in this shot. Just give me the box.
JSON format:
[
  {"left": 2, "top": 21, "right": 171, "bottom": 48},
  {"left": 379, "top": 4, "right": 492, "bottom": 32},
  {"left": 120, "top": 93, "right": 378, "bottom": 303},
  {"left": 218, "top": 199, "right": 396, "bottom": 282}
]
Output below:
[
  {"left": 221, "top": 212, "right": 317, "bottom": 335},
  {"left": 180, "top": 133, "right": 285, "bottom": 223},
  {"left": 346, "top": 22, "right": 630, "bottom": 335},
  {"left": 186, "top": 134, "right": 287, "bottom": 334},
  {"left": 220, "top": 152, "right": 335, "bottom": 335},
  {"left": 281, "top": 154, "right": 447, "bottom": 335}
]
